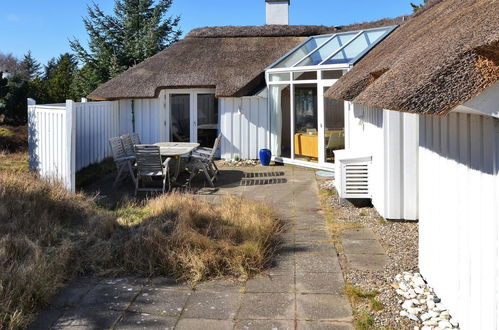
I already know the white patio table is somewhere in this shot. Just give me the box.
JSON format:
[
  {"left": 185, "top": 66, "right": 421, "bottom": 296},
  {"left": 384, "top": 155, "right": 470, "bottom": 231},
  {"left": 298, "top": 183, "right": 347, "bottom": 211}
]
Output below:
[{"left": 154, "top": 142, "right": 200, "bottom": 182}]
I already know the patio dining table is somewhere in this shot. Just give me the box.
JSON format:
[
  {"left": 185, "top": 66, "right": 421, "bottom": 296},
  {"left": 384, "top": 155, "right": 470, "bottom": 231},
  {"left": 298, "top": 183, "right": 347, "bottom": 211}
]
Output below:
[{"left": 154, "top": 142, "right": 200, "bottom": 182}]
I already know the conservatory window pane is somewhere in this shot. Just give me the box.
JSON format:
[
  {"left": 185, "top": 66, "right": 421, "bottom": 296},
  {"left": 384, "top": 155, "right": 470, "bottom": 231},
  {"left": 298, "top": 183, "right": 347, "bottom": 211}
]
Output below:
[
  {"left": 273, "top": 35, "right": 331, "bottom": 68},
  {"left": 293, "top": 71, "right": 317, "bottom": 80},
  {"left": 295, "top": 32, "right": 358, "bottom": 67},
  {"left": 323, "top": 29, "right": 389, "bottom": 65},
  {"left": 269, "top": 72, "right": 290, "bottom": 82}
]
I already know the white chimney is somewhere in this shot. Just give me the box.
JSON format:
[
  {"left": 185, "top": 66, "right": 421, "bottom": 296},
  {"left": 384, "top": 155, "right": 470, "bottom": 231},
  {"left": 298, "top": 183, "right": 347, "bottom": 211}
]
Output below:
[{"left": 265, "top": 0, "right": 289, "bottom": 25}]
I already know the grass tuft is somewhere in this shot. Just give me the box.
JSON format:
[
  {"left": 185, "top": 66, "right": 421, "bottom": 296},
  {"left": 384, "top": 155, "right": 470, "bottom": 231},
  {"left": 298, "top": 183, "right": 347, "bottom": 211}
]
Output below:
[
  {"left": 354, "top": 309, "right": 375, "bottom": 330},
  {"left": 0, "top": 171, "right": 282, "bottom": 329}
]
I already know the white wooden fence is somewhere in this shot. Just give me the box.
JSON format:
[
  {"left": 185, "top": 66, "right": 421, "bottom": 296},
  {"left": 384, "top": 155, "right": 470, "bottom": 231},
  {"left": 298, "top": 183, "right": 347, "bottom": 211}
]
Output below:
[
  {"left": 29, "top": 99, "right": 122, "bottom": 192},
  {"left": 28, "top": 100, "right": 75, "bottom": 191}
]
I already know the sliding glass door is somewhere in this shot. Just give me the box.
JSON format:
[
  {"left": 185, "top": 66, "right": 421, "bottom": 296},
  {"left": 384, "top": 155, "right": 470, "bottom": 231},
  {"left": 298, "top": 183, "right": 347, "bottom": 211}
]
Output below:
[
  {"left": 170, "top": 94, "right": 190, "bottom": 142},
  {"left": 268, "top": 70, "right": 345, "bottom": 168},
  {"left": 166, "top": 89, "right": 218, "bottom": 147}
]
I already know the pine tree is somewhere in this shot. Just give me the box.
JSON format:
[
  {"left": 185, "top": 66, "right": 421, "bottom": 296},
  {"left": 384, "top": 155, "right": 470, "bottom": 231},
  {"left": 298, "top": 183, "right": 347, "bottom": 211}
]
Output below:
[
  {"left": 70, "top": 0, "right": 181, "bottom": 98},
  {"left": 45, "top": 54, "right": 78, "bottom": 103},
  {"left": 19, "top": 51, "right": 41, "bottom": 81}
]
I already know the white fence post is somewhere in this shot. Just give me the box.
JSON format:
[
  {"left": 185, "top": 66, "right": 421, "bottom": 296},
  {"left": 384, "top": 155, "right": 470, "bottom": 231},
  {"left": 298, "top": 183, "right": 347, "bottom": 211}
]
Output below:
[
  {"left": 66, "top": 100, "right": 76, "bottom": 192},
  {"left": 27, "top": 98, "right": 36, "bottom": 172}
]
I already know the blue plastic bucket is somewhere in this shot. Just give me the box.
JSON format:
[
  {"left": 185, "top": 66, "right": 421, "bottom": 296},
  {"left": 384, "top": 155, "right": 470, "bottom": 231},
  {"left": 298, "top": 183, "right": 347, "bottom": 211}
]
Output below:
[{"left": 259, "top": 149, "right": 272, "bottom": 166}]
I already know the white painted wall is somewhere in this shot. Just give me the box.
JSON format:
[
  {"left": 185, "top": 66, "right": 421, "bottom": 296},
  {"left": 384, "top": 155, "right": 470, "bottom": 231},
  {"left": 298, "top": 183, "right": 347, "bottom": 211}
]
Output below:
[
  {"left": 117, "top": 98, "right": 161, "bottom": 144},
  {"left": 419, "top": 112, "right": 499, "bottom": 330},
  {"left": 345, "top": 103, "right": 419, "bottom": 220},
  {"left": 220, "top": 96, "right": 269, "bottom": 160}
]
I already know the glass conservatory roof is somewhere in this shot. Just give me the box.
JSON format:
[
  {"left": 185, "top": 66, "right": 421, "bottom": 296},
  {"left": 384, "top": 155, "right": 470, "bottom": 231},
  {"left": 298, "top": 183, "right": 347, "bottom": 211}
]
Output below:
[{"left": 270, "top": 25, "right": 397, "bottom": 69}]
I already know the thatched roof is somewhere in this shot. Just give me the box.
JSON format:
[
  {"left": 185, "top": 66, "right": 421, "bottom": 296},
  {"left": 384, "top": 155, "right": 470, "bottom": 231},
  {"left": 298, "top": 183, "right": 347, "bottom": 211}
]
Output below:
[
  {"left": 325, "top": 0, "right": 499, "bottom": 116},
  {"left": 88, "top": 18, "right": 404, "bottom": 100}
]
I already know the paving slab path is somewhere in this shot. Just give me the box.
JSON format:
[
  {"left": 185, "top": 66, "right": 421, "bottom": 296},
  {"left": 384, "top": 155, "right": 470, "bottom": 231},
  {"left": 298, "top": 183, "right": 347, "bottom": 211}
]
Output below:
[{"left": 30, "top": 166, "right": 354, "bottom": 330}]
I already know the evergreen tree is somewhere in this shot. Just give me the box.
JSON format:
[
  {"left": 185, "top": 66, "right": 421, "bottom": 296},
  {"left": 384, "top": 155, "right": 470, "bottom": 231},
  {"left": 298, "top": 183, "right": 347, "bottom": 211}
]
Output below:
[
  {"left": 45, "top": 53, "right": 78, "bottom": 103},
  {"left": 0, "top": 75, "right": 28, "bottom": 124},
  {"left": 70, "top": 0, "right": 181, "bottom": 98},
  {"left": 19, "top": 51, "right": 41, "bottom": 81}
]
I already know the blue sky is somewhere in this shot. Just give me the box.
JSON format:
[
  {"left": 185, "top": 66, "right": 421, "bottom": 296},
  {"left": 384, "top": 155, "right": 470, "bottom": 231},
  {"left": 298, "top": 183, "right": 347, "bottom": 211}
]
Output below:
[{"left": 0, "top": 0, "right": 418, "bottom": 65}]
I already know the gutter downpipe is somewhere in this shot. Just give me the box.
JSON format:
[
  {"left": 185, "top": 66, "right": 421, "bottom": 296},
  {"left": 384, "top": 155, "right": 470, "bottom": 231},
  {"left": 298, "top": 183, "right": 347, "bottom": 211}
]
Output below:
[{"left": 131, "top": 99, "right": 136, "bottom": 132}]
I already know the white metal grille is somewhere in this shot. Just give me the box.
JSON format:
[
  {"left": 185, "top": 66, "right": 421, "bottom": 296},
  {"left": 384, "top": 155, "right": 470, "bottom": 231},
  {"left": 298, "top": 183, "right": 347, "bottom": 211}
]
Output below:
[{"left": 339, "top": 159, "right": 371, "bottom": 199}]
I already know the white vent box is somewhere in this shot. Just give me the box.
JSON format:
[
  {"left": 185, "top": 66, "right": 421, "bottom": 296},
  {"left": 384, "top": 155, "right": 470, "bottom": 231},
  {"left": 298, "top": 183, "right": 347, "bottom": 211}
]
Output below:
[{"left": 333, "top": 150, "right": 372, "bottom": 199}]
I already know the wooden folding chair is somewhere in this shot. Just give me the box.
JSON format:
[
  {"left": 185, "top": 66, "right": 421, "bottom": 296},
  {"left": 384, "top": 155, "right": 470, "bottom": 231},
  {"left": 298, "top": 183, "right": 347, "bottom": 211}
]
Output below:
[
  {"left": 134, "top": 144, "right": 171, "bottom": 196},
  {"left": 109, "top": 137, "right": 136, "bottom": 187}
]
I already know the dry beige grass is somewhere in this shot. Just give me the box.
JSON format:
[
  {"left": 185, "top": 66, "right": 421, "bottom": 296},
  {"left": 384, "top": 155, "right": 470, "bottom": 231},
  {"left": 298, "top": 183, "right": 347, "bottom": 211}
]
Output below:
[{"left": 0, "top": 171, "right": 281, "bottom": 329}]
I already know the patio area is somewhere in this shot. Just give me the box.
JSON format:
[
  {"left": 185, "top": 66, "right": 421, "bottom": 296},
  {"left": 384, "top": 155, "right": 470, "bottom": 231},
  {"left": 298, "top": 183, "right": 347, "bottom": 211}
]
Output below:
[{"left": 30, "top": 165, "right": 354, "bottom": 330}]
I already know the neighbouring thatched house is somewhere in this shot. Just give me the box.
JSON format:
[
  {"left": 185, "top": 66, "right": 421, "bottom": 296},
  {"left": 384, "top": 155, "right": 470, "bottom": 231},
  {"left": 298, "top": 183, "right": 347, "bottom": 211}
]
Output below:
[
  {"left": 326, "top": 0, "right": 498, "bottom": 328},
  {"left": 88, "top": 0, "right": 404, "bottom": 162}
]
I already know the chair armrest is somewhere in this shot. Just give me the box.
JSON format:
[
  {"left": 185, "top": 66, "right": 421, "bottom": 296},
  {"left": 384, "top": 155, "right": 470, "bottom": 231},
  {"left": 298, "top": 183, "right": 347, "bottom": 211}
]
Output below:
[{"left": 163, "top": 157, "right": 172, "bottom": 167}]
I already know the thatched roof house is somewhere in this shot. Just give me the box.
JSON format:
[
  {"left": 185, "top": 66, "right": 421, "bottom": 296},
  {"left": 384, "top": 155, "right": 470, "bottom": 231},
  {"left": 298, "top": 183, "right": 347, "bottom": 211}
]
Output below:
[
  {"left": 325, "top": 0, "right": 499, "bottom": 116},
  {"left": 88, "top": 18, "right": 404, "bottom": 100}
]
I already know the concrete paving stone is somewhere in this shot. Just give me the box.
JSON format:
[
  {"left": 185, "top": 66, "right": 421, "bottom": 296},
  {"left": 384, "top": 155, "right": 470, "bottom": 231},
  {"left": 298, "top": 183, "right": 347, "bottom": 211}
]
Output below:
[
  {"left": 115, "top": 312, "right": 177, "bottom": 329},
  {"left": 295, "top": 255, "right": 341, "bottom": 273},
  {"left": 79, "top": 277, "right": 144, "bottom": 311},
  {"left": 342, "top": 239, "right": 385, "bottom": 255},
  {"left": 295, "top": 272, "right": 345, "bottom": 294},
  {"left": 245, "top": 274, "right": 295, "bottom": 293},
  {"left": 294, "top": 241, "right": 336, "bottom": 256},
  {"left": 296, "top": 293, "right": 352, "bottom": 321},
  {"left": 182, "top": 291, "right": 241, "bottom": 319},
  {"left": 297, "top": 320, "right": 355, "bottom": 330},
  {"left": 237, "top": 293, "right": 295, "bottom": 320},
  {"left": 47, "top": 277, "right": 100, "bottom": 309},
  {"left": 345, "top": 254, "right": 389, "bottom": 271},
  {"left": 28, "top": 309, "right": 64, "bottom": 330},
  {"left": 341, "top": 228, "right": 377, "bottom": 240},
  {"left": 129, "top": 288, "right": 191, "bottom": 316},
  {"left": 295, "top": 230, "right": 332, "bottom": 242},
  {"left": 175, "top": 318, "right": 233, "bottom": 330},
  {"left": 52, "top": 307, "right": 123, "bottom": 329},
  {"left": 194, "top": 279, "right": 246, "bottom": 293},
  {"left": 266, "top": 258, "right": 295, "bottom": 276},
  {"left": 148, "top": 277, "right": 192, "bottom": 290},
  {"left": 294, "top": 218, "right": 325, "bottom": 230},
  {"left": 235, "top": 319, "right": 294, "bottom": 330}
]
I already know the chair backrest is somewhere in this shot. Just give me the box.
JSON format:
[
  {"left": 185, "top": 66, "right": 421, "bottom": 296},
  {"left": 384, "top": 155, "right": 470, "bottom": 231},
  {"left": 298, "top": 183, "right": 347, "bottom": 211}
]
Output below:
[
  {"left": 121, "top": 134, "right": 135, "bottom": 157},
  {"left": 208, "top": 133, "right": 222, "bottom": 160},
  {"left": 109, "top": 137, "right": 127, "bottom": 161},
  {"left": 130, "top": 133, "right": 141, "bottom": 145},
  {"left": 134, "top": 145, "right": 163, "bottom": 174}
]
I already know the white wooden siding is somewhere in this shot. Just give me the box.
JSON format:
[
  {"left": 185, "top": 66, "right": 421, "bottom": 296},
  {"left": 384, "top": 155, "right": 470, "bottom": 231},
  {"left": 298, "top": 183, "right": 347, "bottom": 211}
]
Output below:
[
  {"left": 220, "top": 96, "right": 269, "bottom": 160},
  {"left": 419, "top": 113, "right": 499, "bottom": 330},
  {"left": 117, "top": 99, "right": 161, "bottom": 144},
  {"left": 345, "top": 103, "right": 419, "bottom": 220}
]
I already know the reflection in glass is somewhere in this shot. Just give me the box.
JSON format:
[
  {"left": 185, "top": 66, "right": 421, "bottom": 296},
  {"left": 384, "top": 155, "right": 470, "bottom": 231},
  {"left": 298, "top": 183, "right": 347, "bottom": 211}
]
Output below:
[
  {"left": 294, "top": 84, "right": 318, "bottom": 161},
  {"left": 324, "top": 88, "right": 345, "bottom": 163},
  {"left": 270, "top": 85, "right": 291, "bottom": 158},
  {"left": 197, "top": 94, "right": 218, "bottom": 148},
  {"left": 273, "top": 35, "right": 331, "bottom": 68},
  {"left": 170, "top": 94, "right": 190, "bottom": 142},
  {"left": 296, "top": 32, "right": 358, "bottom": 66}
]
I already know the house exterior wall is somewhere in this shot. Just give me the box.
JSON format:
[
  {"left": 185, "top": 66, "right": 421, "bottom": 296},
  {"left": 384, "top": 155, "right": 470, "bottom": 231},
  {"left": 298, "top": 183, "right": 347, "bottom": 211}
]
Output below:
[
  {"left": 418, "top": 112, "right": 499, "bottom": 330},
  {"left": 220, "top": 96, "right": 269, "bottom": 160},
  {"left": 345, "top": 103, "right": 419, "bottom": 220}
]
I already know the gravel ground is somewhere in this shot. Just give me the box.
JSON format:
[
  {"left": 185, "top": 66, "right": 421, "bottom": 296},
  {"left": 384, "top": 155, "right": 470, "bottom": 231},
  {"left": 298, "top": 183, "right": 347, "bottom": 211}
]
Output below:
[
  {"left": 319, "top": 178, "right": 419, "bottom": 329},
  {"left": 215, "top": 159, "right": 259, "bottom": 167}
]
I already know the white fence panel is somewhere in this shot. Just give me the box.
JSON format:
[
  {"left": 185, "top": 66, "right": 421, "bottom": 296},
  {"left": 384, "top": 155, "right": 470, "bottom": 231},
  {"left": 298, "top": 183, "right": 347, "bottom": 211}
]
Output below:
[
  {"left": 419, "top": 113, "right": 499, "bottom": 330},
  {"left": 28, "top": 101, "right": 75, "bottom": 191},
  {"left": 75, "top": 101, "right": 120, "bottom": 171},
  {"left": 220, "top": 96, "right": 269, "bottom": 160}
]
